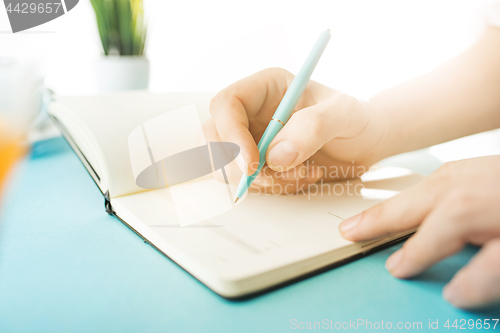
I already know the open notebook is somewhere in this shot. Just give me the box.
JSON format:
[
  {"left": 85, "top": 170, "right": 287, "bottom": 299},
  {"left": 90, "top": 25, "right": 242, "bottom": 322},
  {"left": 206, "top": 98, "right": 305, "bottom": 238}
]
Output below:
[{"left": 48, "top": 91, "right": 423, "bottom": 298}]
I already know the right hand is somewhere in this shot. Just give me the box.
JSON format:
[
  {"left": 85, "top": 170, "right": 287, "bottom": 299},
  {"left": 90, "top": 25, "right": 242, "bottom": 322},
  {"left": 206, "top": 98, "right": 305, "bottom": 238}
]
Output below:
[{"left": 205, "top": 67, "right": 391, "bottom": 194}]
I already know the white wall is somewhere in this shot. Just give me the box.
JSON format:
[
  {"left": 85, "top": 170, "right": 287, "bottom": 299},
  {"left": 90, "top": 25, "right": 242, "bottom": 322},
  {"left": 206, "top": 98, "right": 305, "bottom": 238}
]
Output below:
[{"left": 0, "top": 0, "right": 495, "bottom": 97}]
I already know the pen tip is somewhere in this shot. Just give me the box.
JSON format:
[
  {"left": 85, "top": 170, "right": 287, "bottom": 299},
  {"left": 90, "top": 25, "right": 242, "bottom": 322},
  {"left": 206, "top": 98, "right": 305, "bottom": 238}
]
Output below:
[{"left": 234, "top": 197, "right": 240, "bottom": 204}]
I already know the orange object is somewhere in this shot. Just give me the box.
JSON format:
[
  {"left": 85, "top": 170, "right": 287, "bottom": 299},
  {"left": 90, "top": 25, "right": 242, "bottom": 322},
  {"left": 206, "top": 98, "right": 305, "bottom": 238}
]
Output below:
[{"left": 0, "top": 129, "right": 25, "bottom": 194}]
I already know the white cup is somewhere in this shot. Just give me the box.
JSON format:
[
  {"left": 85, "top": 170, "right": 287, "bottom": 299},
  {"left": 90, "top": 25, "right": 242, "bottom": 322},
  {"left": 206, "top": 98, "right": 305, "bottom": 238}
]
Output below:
[{"left": 0, "top": 57, "right": 44, "bottom": 136}]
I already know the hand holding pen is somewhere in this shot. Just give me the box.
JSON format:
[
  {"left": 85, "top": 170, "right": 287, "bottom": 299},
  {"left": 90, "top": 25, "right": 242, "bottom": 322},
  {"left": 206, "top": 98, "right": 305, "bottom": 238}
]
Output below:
[{"left": 205, "top": 31, "right": 387, "bottom": 196}]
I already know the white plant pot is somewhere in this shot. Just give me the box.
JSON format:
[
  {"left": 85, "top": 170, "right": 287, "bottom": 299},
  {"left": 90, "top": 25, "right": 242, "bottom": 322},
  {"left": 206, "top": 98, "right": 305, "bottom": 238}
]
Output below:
[{"left": 95, "top": 56, "right": 149, "bottom": 92}]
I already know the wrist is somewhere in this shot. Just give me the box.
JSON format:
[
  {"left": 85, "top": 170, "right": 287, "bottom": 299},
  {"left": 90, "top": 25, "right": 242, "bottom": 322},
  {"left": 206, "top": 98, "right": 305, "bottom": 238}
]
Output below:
[
  {"left": 367, "top": 89, "right": 425, "bottom": 160},
  {"left": 361, "top": 99, "right": 401, "bottom": 163}
]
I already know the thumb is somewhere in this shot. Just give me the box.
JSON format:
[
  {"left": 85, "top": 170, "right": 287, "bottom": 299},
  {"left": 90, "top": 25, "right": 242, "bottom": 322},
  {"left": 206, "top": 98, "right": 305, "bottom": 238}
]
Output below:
[{"left": 265, "top": 94, "right": 368, "bottom": 171}]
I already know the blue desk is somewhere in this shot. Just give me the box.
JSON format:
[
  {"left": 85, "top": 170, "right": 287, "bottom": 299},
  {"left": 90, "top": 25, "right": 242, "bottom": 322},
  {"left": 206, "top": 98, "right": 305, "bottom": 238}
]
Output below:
[{"left": 0, "top": 138, "right": 498, "bottom": 332}]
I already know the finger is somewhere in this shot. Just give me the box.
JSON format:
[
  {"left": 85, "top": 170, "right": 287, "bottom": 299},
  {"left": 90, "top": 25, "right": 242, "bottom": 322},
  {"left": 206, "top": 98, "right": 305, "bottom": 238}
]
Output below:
[
  {"left": 210, "top": 68, "right": 292, "bottom": 175},
  {"left": 252, "top": 166, "right": 275, "bottom": 187},
  {"left": 273, "top": 163, "right": 308, "bottom": 181},
  {"left": 252, "top": 164, "right": 313, "bottom": 188},
  {"left": 384, "top": 195, "right": 469, "bottom": 279},
  {"left": 253, "top": 164, "right": 307, "bottom": 188},
  {"left": 250, "top": 166, "right": 324, "bottom": 194},
  {"left": 443, "top": 238, "right": 500, "bottom": 309},
  {"left": 202, "top": 117, "right": 222, "bottom": 143},
  {"left": 339, "top": 175, "right": 438, "bottom": 241},
  {"left": 203, "top": 118, "right": 244, "bottom": 185},
  {"left": 266, "top": 93, "right": 369, "bottom": 171}
]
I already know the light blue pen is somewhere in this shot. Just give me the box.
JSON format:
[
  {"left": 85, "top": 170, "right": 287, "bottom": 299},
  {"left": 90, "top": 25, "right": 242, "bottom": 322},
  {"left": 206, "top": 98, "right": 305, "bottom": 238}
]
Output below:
[{"left": 234, "top": 29, "right": 331, "bottom": 203}]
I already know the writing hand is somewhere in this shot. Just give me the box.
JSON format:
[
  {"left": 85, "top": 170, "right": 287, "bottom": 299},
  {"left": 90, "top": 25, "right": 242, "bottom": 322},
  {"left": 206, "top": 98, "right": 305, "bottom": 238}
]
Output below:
[{"left": 205, "top": 68, "right": 389, "bottom": 193}]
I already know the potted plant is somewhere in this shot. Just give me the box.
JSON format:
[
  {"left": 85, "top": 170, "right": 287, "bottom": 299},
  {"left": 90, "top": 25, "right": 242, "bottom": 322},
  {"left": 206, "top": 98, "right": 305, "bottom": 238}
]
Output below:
[{"left": 90, "top": 0, "right": 148, "bottom": 92}]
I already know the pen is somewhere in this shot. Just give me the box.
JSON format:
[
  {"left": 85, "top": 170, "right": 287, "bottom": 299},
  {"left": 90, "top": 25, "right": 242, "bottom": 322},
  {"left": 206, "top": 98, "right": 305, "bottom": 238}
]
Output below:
[{"left": 234, "top": 29, "right": 331, "bottom": 203}]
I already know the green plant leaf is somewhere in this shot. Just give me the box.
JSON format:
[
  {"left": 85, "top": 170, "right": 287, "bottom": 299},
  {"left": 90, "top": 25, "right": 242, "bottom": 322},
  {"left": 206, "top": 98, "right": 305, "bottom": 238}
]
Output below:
[{"left": 89, "top": 0, "right": 147, "bottom": 56}]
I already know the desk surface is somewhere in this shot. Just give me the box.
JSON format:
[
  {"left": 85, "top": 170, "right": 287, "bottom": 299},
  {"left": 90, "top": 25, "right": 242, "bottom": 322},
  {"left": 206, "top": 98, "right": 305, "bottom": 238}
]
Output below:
[{"left": 0, "top": 137, "right": 498, "bottom": 332}]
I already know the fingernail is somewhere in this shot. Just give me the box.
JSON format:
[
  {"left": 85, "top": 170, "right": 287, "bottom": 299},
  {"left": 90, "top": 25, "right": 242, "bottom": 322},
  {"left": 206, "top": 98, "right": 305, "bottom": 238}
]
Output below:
[
  {"left": 267, "top": 141, "right": 298, "bottom": 169},
  {"left": 339, "top": 214, "right": 361, "bottom": 233},
  {"left": 443, "top": 284, "right": 458, "bottom": 304},
  {"left": 443, "top": 274, "right": 462, "bottom": 305},
  {"left": 235, "top": 154, "right": 248, "bottom": 175},
  {"left": 386, "top": 249, "right": 403, "bottom": 273}
]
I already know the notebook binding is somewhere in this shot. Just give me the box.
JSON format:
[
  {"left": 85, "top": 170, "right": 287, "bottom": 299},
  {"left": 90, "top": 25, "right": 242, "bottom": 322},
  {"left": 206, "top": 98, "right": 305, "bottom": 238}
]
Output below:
[{"left": 104, "top": 190, "right": 114, "bottom": 215}]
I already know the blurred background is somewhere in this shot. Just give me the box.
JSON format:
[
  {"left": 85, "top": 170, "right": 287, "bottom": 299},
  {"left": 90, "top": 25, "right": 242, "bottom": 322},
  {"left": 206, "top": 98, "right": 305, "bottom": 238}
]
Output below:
[{"left": 0, "top": 0, "right": 494, "bottom": 97}]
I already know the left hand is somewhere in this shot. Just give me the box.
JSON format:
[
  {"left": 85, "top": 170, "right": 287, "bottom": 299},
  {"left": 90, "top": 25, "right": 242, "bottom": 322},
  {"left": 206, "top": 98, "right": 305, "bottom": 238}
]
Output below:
[{"left": 339, "top": 156, "right": 500, "bottom": 309}]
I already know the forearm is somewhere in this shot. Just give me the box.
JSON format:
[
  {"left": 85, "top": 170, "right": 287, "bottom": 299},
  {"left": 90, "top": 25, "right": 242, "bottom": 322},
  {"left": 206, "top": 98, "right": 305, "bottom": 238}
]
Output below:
[{"left": 371, "top": 27, "right": 500, "bottom": 158}]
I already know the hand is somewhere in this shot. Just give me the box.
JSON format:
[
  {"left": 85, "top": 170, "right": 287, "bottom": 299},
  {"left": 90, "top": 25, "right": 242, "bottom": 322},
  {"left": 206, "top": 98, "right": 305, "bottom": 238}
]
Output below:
[
  {"left": 339, "top": 156, "right": 500, "bottom": 309},
  {"left": 205, "top": 68, "right": 390, "bottom": 193}
]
